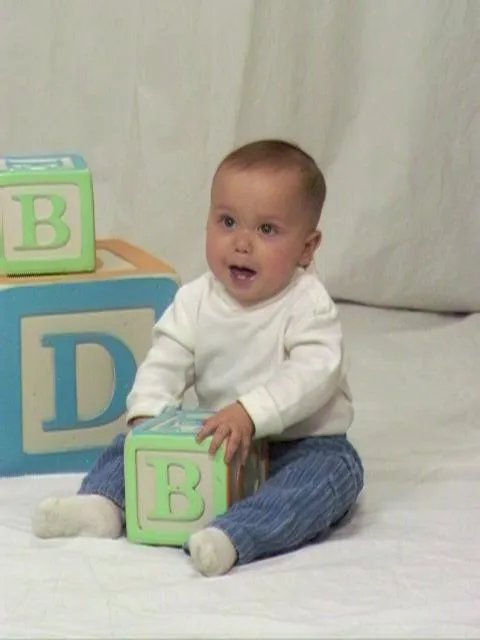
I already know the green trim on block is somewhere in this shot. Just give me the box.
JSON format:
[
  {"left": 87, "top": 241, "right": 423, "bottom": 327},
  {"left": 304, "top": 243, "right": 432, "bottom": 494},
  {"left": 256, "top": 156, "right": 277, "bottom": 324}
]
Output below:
[{"left": 0, "top": 167, "right": 95, "bottom": 275}]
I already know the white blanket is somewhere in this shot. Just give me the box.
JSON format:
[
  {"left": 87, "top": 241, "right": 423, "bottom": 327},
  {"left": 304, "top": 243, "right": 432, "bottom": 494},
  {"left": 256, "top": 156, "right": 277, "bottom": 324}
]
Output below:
[{"left": 1, "top": 303, "right": 479, "bottom": 638}]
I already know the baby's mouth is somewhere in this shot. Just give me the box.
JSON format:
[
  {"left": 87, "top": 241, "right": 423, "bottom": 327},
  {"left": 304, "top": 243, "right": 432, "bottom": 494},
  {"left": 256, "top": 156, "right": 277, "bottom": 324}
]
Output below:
[{"left": 229, "top": 266, "right": 257, "bottom": 281}]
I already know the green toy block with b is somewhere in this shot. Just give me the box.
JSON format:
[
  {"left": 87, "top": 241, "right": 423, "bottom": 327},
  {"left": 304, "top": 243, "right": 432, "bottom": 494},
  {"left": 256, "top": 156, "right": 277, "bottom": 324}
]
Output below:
[
  {"left": 0, "top": 154, "right": 95, "bottom": 275},
  {"left": 124, "top": 408, "right": 269, "bottom": 547}
]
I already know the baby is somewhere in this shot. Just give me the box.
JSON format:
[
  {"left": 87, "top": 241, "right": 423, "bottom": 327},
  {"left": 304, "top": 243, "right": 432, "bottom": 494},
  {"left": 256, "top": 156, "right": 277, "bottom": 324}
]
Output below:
[{"left": 32, "top": 139, "right": 364, "bottom": 577}]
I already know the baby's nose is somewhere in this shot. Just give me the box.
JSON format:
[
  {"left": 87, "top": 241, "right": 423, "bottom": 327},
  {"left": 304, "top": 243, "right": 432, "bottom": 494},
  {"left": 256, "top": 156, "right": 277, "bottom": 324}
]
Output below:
[{"left": 234, "top": 231, "right": 252, "bottom": 253}]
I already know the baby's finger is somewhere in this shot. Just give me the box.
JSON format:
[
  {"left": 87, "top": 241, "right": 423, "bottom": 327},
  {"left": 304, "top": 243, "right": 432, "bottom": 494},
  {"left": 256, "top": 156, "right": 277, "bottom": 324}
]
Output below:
[
  {"left": 241, "top": 440, "right": 251, "bottom": 467},
  {"left": 195, "top": 418, "right": 218, "bottom": 442},
  {"left": 208, "top": 423, "right": 229, "bottom": 457},
  {"left": 224, "top": 430, "right": 241, "bottom": 464}
]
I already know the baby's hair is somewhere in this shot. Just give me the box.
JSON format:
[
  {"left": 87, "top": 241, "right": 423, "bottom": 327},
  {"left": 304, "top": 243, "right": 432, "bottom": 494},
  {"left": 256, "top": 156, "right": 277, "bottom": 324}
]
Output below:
[{"left": 217, "top": 139, "right": 327, "bottom": 225}]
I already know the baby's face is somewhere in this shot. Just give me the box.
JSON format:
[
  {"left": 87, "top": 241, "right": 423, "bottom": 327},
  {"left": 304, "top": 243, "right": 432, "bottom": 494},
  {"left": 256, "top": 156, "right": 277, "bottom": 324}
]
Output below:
[{"left": 206, "top": 165, "right": 320, "bottom": 306}]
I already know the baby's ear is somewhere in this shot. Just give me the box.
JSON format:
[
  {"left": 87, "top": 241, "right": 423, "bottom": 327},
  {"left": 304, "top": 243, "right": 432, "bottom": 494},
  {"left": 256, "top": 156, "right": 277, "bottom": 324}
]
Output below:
[{"left": 299, "top": 229, "right": 322, "bottom": 267}]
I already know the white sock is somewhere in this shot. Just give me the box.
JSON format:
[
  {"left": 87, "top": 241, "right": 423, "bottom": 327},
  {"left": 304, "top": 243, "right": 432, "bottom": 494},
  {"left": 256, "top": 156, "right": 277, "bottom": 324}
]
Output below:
[
  {"left": 32, "top": 495, "right": 123, "bottom": 539},
  {"left": 188, "top": 527, "right": 238, "bottom": 577}
]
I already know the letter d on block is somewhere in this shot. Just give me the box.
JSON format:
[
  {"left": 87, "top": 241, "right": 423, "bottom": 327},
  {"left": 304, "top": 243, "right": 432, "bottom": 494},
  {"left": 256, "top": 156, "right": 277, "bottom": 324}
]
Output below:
[
  {"left": 146, "top": 457, "right": 205, "bottom": 522},
  {"left": 12, "top": 193, "right": 71, "bottom": 250},
  {"left": 41, "top": 332, "right": 137, "bottom": 431}
]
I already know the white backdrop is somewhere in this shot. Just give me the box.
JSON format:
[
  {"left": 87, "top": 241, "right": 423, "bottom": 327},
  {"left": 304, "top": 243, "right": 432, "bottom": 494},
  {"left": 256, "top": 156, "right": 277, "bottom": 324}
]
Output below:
[{"left": 0, "top": 0, "right": 478, "bottom": 312}]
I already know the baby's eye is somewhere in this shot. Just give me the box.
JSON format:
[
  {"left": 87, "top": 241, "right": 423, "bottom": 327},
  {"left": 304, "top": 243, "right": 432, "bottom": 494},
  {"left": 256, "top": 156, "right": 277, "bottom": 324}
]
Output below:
[
  {"left": 259, "top": 223, "right": 276, "bottom": 235},
  {"left": 221, "top": 214, "right": 236, "bottom": 228}
]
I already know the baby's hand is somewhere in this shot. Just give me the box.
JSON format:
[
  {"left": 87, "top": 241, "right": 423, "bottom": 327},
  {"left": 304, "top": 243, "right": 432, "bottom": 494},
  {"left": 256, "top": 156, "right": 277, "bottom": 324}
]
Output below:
[{"left": 196, "top": 402, "right": 254, "bottom": 465}]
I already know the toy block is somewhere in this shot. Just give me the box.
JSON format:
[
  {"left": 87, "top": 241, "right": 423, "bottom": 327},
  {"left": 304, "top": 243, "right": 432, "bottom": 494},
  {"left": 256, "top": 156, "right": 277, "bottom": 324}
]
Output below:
[
  {"left": 0, "top": 238, "right": 180, "bottom": 477},
  {"left": 0, "top": 153, "right": 95, "bottom": 275},
  {"left": 124, "top": 408, "right": 269, "bottom": 547}
]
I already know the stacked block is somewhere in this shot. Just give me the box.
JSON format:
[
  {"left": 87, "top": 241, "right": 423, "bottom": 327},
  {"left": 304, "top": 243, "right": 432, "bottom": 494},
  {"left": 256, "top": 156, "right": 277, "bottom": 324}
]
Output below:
[
  {"left": 124, "top": 409, "right": 269, "bottom": 546},
  {"left": 0, "top": 154, "right": 96, "bottom": 275},
  {"left": 0, "top": 153, "right": 180, "bottom": 477}
]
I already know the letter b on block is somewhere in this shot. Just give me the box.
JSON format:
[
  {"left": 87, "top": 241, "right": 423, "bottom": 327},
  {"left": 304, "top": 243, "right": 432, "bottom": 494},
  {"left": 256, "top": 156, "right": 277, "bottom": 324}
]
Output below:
[
  {"left": 12, "top": 193, "right": 71, "bottom": 251},
  {"left": 124, "top": 410, "right": 268, "bottom": 547},
  {"left": 0, "top": 154, "right": 95, "bottom": 275},
  {"left": 146, "top": 457, "right": 205, "bottom": 522},
  {"left": 125, "top": 432, "right": 229, "bottom": 547}
]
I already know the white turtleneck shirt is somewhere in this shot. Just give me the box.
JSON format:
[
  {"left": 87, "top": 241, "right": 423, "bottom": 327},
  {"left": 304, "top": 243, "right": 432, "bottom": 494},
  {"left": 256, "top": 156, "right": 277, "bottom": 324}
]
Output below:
[{"left": 126, "top": 268, "right": 354, "bottom": 441}]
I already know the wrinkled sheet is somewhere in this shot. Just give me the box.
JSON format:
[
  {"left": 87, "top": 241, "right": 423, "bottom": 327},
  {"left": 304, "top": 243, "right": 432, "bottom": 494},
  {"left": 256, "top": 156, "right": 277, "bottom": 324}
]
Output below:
[
  {"left": 0, "top": 0, "right": 477, "bottom": 312},
  {"left": 1, "top": 303, "right": 479, "bottom": 639}
]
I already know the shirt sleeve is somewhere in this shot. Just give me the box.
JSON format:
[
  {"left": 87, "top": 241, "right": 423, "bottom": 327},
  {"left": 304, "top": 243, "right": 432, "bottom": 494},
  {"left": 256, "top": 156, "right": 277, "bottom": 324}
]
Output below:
[
  {"left": 237, "top": 291, "right": 345, "bottom": 439},
  {"left": 125, "top": 283, "right": 197, "bottom": 423}
]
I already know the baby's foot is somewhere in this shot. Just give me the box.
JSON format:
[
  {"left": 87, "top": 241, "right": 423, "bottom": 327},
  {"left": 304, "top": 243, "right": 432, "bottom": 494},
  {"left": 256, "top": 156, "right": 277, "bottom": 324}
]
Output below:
[
  {"left": 188, "top": 527, "right": 237, "bottom": 576},
  {"left": 32, "top": 495, "right": 123, "bottom": 539}
]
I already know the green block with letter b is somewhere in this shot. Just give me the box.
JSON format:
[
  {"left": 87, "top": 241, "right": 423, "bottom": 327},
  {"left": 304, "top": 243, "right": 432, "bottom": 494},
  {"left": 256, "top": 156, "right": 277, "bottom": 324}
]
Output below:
[
  {"left": 0, "top": 154, "right": 95, "bottom": 275},
  {"left": 124, "top": 408, "right": 268, "bottom": 547}
]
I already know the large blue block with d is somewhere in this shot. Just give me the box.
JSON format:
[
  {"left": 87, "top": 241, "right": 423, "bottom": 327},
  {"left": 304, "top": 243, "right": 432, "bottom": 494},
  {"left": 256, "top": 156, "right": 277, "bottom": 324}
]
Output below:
[{"left": 0, "top": 238, "right": 179, "bottom": 477}]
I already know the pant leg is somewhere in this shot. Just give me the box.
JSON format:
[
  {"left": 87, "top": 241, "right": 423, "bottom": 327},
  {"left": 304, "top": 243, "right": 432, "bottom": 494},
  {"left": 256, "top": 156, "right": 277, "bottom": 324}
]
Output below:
[
  {"left": 77, "top": 433, "right": 127, "bottom": 510},
  {"left": 210, "top": 434, "right": 364, "bottom": 565}
]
